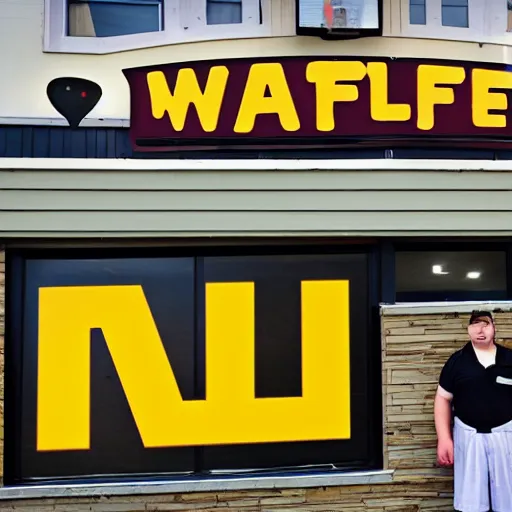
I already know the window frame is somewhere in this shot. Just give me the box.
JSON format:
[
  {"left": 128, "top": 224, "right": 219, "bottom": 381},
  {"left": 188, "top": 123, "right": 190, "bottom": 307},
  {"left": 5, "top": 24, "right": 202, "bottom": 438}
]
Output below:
[
  {"left": 390, "top": 239, "right": 512, "bottom": 303},
  {"left": 397, "top": 0, "right": 485, "bottom": 41},
  {"left": 5, "top": 244, "right": 383, "bottom": 485},
  {"left": 44, "top": 0, "right": 272, "bottom": 54}
]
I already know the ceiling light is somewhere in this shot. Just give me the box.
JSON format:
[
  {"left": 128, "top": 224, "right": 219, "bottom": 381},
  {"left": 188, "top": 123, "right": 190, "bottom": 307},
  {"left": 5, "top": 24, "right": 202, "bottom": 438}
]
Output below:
[
  {"left": 432, "top": 265, "right": 449, "bottom": 275},
  {"left": 466, "top": 271, "right": 481, "bottom": 279}
]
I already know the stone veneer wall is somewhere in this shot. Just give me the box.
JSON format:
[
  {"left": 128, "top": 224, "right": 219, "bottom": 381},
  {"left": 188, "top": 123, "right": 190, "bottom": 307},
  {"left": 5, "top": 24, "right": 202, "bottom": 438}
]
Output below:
[{"left": 1, "top": 255, "right": 510, "bottom": 510}]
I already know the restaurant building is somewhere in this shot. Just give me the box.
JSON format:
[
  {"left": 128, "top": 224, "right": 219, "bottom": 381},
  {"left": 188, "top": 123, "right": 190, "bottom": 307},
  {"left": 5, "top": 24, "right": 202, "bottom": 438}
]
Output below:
[{"left": 2, "top": 0, "right": 512, "bottom": 510}]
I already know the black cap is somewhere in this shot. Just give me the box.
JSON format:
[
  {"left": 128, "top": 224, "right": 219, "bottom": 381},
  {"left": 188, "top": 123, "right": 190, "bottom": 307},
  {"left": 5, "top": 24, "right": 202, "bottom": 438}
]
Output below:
[{"left": 469, "top": 310, "right": 494, "bottom": 325}]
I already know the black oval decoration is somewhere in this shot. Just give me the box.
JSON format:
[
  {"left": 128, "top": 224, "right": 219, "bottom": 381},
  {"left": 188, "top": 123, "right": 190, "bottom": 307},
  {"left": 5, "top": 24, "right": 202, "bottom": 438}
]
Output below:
[{"left": 46, "top": 77, "right": 102, "bottom": 129}]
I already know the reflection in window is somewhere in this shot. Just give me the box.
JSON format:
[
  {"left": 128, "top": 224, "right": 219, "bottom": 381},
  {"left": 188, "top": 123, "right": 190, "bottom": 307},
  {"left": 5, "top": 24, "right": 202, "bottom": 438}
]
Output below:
[
  {"left": 395, "top": 251, "right": 507, "bottom": 302},
  {"left": 508, "top": 0, "right": 512, "bottom": 32},
  {"left": 68, "top": 0, "right": 163, "bottom": 37},
  {"left": 207, "top": 0, "right": 243, "bottom": 25},
  {"left": 410, "top": 0, "right": 426, "bottom": 25},
  {"left": 442, "top": 0, "right": 468, "bottom": 28}
]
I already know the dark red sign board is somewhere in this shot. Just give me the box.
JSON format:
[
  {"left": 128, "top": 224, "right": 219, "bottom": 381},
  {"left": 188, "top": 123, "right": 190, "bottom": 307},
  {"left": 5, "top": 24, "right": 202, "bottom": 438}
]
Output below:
[{"left": 122, "top": 56, "right": 512, "bottom": 152}]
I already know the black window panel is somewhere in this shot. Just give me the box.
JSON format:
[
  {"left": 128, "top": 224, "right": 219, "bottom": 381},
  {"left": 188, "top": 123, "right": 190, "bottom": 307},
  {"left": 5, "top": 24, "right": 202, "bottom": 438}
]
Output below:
[
  {"left": 16, "top": 257, "right": 196, "bottom": 483},
  {"left": 7, "top": 246, "right": 380, "bottom": 484},
  {"left": 201, "top": 253, "right": 377, "bottom": 471},
  {"left": 395, "top": 250, "right": 507, "bottom": 302},
  {"left": 392, "top": 148, "right": 496, "bottom": 160}
]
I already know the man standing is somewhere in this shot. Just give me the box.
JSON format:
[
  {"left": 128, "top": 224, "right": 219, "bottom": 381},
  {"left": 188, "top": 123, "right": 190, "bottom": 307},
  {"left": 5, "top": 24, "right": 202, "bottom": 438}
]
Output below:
[{"left": 434, "top": 310, "right": 512, "bottom": 512}]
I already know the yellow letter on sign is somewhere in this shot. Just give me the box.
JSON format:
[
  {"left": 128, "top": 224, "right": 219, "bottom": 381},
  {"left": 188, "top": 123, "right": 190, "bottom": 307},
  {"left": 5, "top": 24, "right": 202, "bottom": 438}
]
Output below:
[
  {"left": 147, "top": 66, "right": 229, "bottom": 132},
  {"left": 37, "top": 281, "right": 350, "bottom": 451},
  {"left": 306, "top": 61, "right": 367, "bottom": 132},
  {"left": 366, "top": 62, "right": 411, "bottom": 122},
  {"left": 472, "top": 69, "right": 512, "bottom": 128},
  {"left": 417, "top": 65, "right": 465, "bottom": 131},
  {"left": 234, "top": 63, "right": 300, "bottom": 133}
]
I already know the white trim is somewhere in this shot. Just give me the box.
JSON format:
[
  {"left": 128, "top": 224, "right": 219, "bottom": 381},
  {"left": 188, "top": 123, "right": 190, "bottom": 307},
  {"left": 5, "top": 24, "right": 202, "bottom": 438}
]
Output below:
[
  {"left": 2, "top": 157, "right": 512, "bottom": 172},
  {"left": 0, "top": 116, "right": 129, "bottom": 127},
  {"left": 384, "top": 0, "right": 397, "bottom": 35},
  {"left": 483, "top": 0, "right": 512, "bottom": 45},
  {"left": 45, "top": 0, "right": 272, "bottom": 55},
  {"left": 393, "top": 0, "right": 512, "bottom": 45},
  {"left": 0, "top": 470, "right": 394, "bottom": 501},
  {"left": 381, "top": 300, "right": 512, "bottom": 315}
]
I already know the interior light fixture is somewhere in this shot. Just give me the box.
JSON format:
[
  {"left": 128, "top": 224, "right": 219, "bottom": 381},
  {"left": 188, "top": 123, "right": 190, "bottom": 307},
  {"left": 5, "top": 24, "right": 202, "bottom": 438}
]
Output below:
[
  {"left": 466, "top": 271, "right": 481, "bottom": 279},
  {"left": 432, "top": 265, "right": 449, "bottom": 275}
]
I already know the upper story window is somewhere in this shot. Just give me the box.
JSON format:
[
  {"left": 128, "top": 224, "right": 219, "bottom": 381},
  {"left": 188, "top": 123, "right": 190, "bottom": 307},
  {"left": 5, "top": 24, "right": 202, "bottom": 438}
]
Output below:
[
  {"left": 409, "top": 0, "right": 468, "bottom": 28},
  {"left": 441, "top": 0, "right": 468, "bottom": 28},
  {"left": 68, "top": 0, "right": 164, "bottom": 38},
  {"left": 399, "top": 0, "right": 483, "bottom": 40},
  {"left": 409, "top": 0, "right": 426, "bottom": 24},
  {"left": 207, "top": 0, "right": 243, "bottom": 24},
  {"left": 45, "top": 0, "right": 270, "bottom": 54},
  {"left": 396, "top": 0, "right": 512, "bottom": 44}
]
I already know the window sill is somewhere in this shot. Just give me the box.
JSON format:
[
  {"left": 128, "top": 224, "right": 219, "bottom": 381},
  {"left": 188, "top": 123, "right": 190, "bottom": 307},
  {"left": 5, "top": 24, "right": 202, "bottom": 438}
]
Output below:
[
  {"left": 391, "top": 29, "right": 512, "bottom": 47},
  {"left": 0, "top": 470, "right": 394, "bottom": 500},
  {"left": 44, "top": 26, "right": 274, "bottom": 55},
  {"left": 381, "top": 300, "right": 512, "bottom": 316}
]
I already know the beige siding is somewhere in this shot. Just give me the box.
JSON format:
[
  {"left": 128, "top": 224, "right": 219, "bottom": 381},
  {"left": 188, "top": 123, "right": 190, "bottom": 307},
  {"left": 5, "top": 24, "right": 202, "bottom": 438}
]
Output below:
[
  {"left": 3, "top": 0, "right": 512, "bottom": 124},
  {"left": 2, "top": 168, "right": 512, "bottom": 237}
]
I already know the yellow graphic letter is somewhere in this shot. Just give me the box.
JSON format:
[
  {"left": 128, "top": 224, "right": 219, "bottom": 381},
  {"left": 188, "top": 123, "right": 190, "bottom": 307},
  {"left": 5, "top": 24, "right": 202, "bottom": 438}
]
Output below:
[
  {"left": 417, "top": 65, "right": 465, "bottom": 131},
  {"left": 37, "top": 281, "right": 350, "bottom": 451},
  {"left": 147, "top": 66, "right": 229, "bottom": 132},
  {"left": 306, "top": 61, "right": 367, "bottom": 131},
  {"left": 234, "top": 63, "right": 300, "bottom": 133},
  {"left": 367, "top": 62, "right": 411, "bottom": 122},
  {"left": 472, "top": 69, "right": 512, "bottom": 128}
]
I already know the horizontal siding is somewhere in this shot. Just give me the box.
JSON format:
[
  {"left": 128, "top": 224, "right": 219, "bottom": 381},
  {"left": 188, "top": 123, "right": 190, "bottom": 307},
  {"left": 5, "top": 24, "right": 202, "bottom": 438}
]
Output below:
[
  {"left": 2, "top": 169, "right": 512, "bottom": 237},
  {"left": 4, "top": 169, "right": 512, "bottom": 190},
  {"left": 3, "top": 189, "right": 512, "bottom": 211},
  {"left": 3, "top": 211, "right": 512, "bottom": 234}
]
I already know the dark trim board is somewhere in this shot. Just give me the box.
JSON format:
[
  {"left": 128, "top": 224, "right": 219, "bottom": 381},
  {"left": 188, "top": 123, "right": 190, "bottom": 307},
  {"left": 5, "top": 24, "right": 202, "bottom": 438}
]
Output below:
[
  {"left": 0, "top": 126, "right": 133, "bottom": 159},
  {"left": 5, "top": 125, "right": 512, "bottom": 159}
]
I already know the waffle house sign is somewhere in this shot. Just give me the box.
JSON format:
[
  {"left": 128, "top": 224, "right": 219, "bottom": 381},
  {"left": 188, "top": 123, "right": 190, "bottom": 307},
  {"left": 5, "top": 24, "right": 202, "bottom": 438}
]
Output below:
[{"left": 123, "top": 56, "right": 512, "bottom": 152}]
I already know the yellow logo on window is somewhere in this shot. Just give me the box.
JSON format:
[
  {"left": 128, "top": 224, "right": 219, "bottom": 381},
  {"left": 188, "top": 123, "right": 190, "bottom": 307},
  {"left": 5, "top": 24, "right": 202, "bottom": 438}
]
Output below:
[{"left": 37, "top": 281, "right": 351, "bottom": 451}]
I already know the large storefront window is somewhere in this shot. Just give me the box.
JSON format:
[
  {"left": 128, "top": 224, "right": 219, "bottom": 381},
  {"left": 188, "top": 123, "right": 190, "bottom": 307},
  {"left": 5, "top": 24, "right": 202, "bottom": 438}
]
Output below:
[{"left": 5, "top": 248, "right": 381, "bottom": 484}]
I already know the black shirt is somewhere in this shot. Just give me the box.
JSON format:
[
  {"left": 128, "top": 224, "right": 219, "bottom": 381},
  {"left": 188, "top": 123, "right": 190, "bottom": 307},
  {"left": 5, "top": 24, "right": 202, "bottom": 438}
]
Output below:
[{"left": 439, "top": 342, "right": 512, "bottom": 432}]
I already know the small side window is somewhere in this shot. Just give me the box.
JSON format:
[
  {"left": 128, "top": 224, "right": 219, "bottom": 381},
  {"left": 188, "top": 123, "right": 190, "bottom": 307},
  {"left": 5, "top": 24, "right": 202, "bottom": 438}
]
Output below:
[
  {"left": 206, "top": 0, "right": 243, "bottom": 25},
  {"left": 441, "top": 0, "right": 468, "bottom": 28},
  {"left": 410, "top": 0, "right": 426, "bottom": 25},
  {"left": 395, "top": 250, "right": 507, "bottom": 302}
]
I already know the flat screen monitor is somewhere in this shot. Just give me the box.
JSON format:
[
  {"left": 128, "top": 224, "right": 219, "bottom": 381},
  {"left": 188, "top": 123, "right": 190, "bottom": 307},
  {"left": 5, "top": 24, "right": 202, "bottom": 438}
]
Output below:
[{"left": 296, "top": 0, "right": 382, "bottom": 38}]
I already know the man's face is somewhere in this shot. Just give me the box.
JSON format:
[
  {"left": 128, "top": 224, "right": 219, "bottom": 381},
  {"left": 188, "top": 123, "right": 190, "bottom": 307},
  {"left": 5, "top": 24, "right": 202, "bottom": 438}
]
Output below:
[{"left": 468, "top": 316, "right": 495, "bottom": 345}]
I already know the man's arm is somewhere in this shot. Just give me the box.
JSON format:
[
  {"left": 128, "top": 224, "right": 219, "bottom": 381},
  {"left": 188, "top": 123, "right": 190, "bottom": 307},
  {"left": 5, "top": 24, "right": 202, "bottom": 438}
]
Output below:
[{"left": 434, "top": 386, "right": 454, "bottom": 466}]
